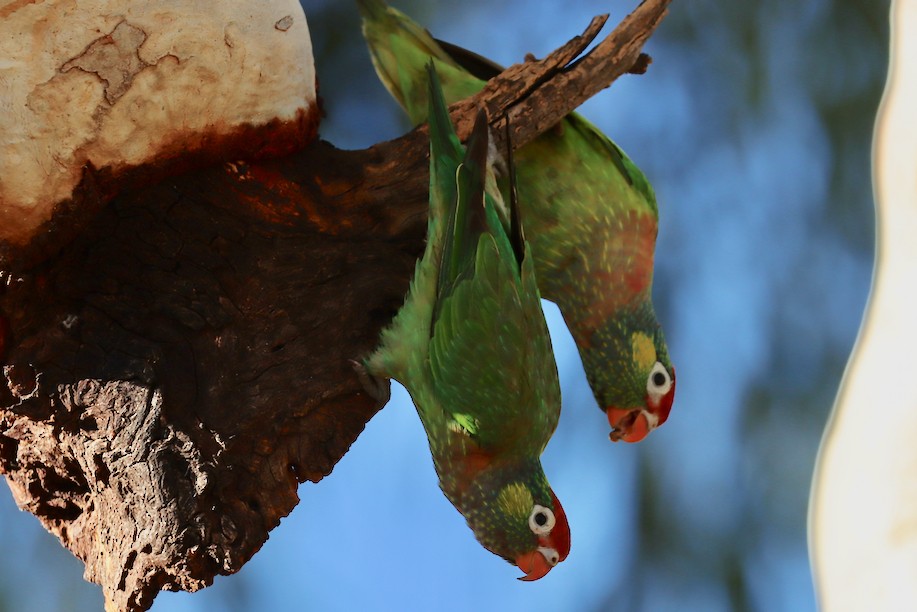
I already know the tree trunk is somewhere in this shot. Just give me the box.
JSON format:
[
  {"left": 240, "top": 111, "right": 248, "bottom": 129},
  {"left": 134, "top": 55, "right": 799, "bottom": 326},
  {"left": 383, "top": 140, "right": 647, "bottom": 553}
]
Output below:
[{"left": 809, "top": 0, "right": 917, "bottom": 608}]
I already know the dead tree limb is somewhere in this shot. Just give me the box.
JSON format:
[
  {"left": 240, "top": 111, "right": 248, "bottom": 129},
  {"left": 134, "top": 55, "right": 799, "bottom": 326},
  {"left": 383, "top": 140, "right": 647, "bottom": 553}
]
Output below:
[{"left": 0, "top": 1, "right": 672, "bottom": 610}]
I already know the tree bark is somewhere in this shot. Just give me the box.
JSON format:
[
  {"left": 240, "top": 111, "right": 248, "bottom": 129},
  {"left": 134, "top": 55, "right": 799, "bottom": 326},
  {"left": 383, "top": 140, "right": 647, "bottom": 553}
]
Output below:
[
  {"left": 809, "top": 0, "right": 917, "bottom": 608},
  {"left": 0, "top": 1, "right": 672, "bottom": 610}
]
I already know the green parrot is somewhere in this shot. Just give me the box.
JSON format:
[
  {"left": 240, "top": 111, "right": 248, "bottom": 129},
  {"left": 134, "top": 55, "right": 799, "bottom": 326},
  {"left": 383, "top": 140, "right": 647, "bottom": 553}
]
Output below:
[
  {"left": 361, "top": 65, "right": 570, "bottom": 580},
  {"left": 357, "top": 0, "right": 676, "bottom": 443}
]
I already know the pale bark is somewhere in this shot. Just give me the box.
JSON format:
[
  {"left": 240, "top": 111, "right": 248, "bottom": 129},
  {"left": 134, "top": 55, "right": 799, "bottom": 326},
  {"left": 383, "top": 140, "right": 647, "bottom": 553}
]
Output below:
[
  {"left": 0, "top": 0, "right": 318, "bottom": 253},
  {"left": 810, "top": 1, "right": 917, "bottom": 608}
]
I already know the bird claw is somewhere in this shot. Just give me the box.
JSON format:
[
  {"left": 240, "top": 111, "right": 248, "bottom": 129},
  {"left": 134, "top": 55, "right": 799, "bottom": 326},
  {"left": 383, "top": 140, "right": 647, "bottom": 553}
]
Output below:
[{"left": 349, "top": 359, "right": 391, "bottom": 406}]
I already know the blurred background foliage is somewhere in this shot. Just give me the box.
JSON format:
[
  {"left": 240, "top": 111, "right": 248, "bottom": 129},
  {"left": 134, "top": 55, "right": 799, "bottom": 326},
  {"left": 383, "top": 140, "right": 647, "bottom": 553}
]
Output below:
[{"left": 0, "top": 0, "right": 888, "bottom": 610}]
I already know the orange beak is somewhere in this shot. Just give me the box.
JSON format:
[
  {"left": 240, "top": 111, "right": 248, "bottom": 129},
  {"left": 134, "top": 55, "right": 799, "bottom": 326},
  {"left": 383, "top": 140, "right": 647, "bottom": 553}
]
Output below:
[
  {"left": 515, "top": 548, "right": 555, "bottom": 582},
  {"left": 606, "top": 407, "right": 652, "bottom": 443}
]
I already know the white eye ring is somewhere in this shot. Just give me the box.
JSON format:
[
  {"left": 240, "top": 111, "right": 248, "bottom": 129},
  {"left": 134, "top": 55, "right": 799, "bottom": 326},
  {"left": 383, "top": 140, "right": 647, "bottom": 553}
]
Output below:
[
  {"left": 528, "top": 505, "right": 555, "bottom": 536},
  {"left": 646, "top": 361, "right": 672, "bottom": 400}
]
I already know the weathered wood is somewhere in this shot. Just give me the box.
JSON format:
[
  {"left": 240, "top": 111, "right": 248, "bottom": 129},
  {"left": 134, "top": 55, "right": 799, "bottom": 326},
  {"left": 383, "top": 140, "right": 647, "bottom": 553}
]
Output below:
[
  {"left": 451, "top": 0, "right": 672, "bottom": 149},
  {"left": 0, "top": 139, "right": 427, "bottom": 611},
  {"left": 0, "top": 2, "right": 672, "bottom": 610}
]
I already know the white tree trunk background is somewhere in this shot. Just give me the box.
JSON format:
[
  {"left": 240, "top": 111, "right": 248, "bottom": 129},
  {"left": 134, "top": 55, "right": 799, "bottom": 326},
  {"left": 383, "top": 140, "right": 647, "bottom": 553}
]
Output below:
[{"left": 810, "top": 0, "right": 917, "bottom": 608}]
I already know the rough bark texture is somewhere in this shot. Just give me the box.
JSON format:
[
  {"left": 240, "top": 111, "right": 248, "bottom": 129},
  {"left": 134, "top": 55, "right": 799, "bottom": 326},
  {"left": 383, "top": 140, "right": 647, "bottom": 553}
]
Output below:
[{"left": 0, "top": 1, "right": 671, "bottom": 610}]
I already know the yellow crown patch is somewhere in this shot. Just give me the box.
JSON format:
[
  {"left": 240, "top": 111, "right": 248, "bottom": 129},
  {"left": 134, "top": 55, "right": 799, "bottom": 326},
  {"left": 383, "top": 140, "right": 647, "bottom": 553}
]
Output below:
[
  {"left": 631, "top": 332, "right": 657, "bottom": 370},
  {"left": 496, "top": 482, "right": 534, "bottom": 519}
]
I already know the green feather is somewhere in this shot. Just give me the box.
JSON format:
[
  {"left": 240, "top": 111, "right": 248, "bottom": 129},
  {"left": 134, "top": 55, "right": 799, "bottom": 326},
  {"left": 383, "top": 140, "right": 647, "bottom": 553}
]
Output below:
[
  {"left": 364, "top": 64, "right": 568, "bottom": 572},
  {"left": 359, "top": 0, "right": 675, "bottom": 440}
]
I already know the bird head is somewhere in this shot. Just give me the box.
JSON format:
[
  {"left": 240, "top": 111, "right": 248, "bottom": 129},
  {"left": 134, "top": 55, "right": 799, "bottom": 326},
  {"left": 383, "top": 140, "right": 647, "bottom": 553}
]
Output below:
[
  {"left": 514, "top": 489, "right": 571, "bottom": 581},
  {"left": 606, "top": 360, "right": 675, "bottom": 442},
  {"left": 591, "top": 320, "right": 675, "bottom": 443},
  {"left": 463, "top": 468, "right": 570, "bottom": 581}
]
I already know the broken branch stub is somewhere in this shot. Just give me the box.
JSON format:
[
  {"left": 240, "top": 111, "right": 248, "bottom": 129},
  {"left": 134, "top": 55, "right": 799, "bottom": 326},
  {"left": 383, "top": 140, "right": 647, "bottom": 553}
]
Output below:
[
  {"left": 0, "top": 1, "right": 672, "bottom": 610},
  {"left": 449, "top": 0, "right": 672, "bottom": 150}
]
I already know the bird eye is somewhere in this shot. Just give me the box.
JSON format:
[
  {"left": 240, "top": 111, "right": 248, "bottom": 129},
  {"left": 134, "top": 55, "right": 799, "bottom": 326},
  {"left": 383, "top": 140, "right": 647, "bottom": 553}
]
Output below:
[
  {"left": 646, "top": 362, "right": 672, "bottom": 398},
  {"left": 528, "top": 505, "right": 555, "bottom": 536}
]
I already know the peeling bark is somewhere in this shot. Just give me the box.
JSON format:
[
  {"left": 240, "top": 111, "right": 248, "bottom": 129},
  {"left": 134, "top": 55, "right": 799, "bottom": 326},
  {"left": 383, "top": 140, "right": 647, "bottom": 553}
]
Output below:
[
  {"left": 0, "top": 0, "right": 316, "bottom": 248},
  {"left": 61, "top": 20, "right": 151, "bottom": 105},
  {"left": 0, "top": 1, "right": 672, "bottom": 610}
]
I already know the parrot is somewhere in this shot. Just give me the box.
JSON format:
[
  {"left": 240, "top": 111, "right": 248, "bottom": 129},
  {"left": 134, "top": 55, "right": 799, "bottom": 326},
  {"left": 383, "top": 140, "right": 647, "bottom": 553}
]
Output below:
[
  {"left": 357, "top": 0, "right": 676, "bottom": 443},
  {"left": 359, "top": 65, "right": 571, "bottom": 581}
]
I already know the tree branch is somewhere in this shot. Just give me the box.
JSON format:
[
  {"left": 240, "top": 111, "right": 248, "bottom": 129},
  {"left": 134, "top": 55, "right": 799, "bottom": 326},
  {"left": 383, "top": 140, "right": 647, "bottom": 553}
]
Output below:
[
  {"left": 0, "top": 2, "right": 671, "bottom": 610},
  {"left": 451, "top": 0, "right": 672, "bottom": 147}
]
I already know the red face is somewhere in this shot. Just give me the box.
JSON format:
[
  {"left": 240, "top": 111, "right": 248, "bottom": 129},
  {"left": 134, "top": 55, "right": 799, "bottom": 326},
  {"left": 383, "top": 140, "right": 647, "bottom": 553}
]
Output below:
[
  {"left": 607, "top": 365, "right": 676, "bottom": 443},
  {"left": 515, "top": 491, "right": 571, "bottom": 581}
]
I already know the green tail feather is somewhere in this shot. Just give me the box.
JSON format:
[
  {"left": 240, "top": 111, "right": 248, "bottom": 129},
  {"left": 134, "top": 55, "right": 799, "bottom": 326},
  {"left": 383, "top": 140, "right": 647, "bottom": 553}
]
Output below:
[{"left": 358, "top": 0, "right": 486, "bottom": 122}]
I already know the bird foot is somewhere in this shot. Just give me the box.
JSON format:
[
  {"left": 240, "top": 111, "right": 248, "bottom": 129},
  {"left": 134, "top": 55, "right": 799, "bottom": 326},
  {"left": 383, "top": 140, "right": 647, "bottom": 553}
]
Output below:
[{"left": 349, "top": 359, "right": 391, "bottom": 406}]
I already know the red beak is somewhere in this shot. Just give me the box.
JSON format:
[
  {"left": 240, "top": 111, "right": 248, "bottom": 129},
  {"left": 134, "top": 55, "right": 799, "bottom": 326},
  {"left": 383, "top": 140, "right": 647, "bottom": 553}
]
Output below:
[
  {"left": 606, "top": 407, "right": 652, "bottom": 442},
  {"left": 515, "top": 549, "right": 554, "bottom": 582}
]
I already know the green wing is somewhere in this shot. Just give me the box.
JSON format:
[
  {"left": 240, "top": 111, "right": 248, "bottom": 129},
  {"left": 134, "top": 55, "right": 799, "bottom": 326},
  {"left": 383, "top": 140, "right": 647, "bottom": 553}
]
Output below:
[
  {"left": 426, "top": 61, "right": 464, "bottom": 247},
  {"left": 370, "top": 63, "right": 560, "bottom": 465},
  {"left": 424, "top": 74, "right": 560, "bottom": 453},
  {"left": 428, "top": 235, "right": 560, "bottom": 453}
]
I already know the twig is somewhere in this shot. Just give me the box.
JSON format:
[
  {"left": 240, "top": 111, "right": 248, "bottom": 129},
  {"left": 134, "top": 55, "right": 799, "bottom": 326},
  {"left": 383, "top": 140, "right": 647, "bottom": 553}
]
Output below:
[{"left": 449, "top": 0, "right": 673, "bottom": 147}]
